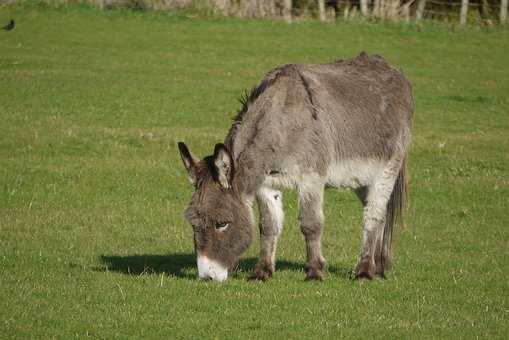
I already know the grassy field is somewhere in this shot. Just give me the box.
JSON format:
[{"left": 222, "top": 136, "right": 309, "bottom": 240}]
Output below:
[{"left": 1, "top": 4, "right": 508, "bottom": 339}]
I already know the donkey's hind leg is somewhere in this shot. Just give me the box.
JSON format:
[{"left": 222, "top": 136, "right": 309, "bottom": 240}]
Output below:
[
  {"left": 298, "top": 182, "right": 326, "bottom": 281},
  {"left": 355, "top": 158, "right": 403, "bottom": 279},
  {"left": 251, "top": 186, "right": 284, "bottom": 281},
  {"left": 355, "top": 186, "right": 383, "bottom": 279}
]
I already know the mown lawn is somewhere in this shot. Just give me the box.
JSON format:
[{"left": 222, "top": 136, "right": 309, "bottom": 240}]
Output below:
[{"left": 0, "top": 5, "right": 508, "bottom": 339}]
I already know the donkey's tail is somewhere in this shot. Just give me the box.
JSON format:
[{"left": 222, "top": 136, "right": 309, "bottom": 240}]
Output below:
[{"left": 381, "top": 157, "right": 408, "bottom": 276}]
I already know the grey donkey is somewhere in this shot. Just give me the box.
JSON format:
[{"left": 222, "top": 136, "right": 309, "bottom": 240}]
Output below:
[{"left": 178, "top": 52, "right": 413, "bottom": 282}]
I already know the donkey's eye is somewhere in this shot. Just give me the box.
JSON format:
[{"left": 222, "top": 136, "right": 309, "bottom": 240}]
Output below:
[{"left": 215, "top": 222, "right": 229, "bottom": 231}]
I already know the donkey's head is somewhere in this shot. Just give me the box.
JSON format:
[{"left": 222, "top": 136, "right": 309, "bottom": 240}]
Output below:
[{"left": 177, "top": 142, "right": 253, "bottom": 282}]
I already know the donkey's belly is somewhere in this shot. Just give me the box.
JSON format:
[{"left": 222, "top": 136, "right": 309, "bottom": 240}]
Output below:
[
  {"left": 259, "top": 158, "right": 384, "bottom": 192},
  {"left": 258, "top": 159, "right": 320, "bottom": 190},
  {"left": 326, "top": 159, "right": 386, "bottom": 189}
]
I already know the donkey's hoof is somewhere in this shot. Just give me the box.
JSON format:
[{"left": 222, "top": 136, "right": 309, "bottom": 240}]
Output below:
[
  {"left": 249, "top": 262, "right": 273, "bottom": 281},
  {"left": 305, "top": 268, "right": 324, "bottom": 281},
  {"left": 355, "top": 261, "right": 375, "bottom": 280},
  {"left": 248, "top": 272, "right": 270, "bottom": 282},
  {"left": 355, "top": 271, "right": 374, "bottom": 280},
  {"left": 305, "top": 259, "right": 326, "bottom": 281}
]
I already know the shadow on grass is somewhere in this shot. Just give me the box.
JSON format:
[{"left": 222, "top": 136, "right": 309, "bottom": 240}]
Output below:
[
  {"left": 235, "top": 257, "right": 353, "bottom": 279},
  {"left": 98, "top": 253, "right": 196, "bottom": 279},
  {"left": 98, "top": 253, "right": 353, "bottom": 280}
]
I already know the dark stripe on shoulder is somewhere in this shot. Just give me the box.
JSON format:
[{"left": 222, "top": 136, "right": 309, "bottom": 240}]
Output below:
[{"left": 295, "top": 69, "right": 319, "bottom": 120}]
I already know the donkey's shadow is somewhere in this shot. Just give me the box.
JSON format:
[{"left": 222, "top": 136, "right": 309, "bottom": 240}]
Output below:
[
  {"left": 99, "top": 253, "right": 197, "bottom": 279},
  {"left": 99, "top": 253, "right": 353, "bottom": 280}
]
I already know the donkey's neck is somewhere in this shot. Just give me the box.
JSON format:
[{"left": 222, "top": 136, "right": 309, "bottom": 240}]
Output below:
[
  {"left": 230, "top": 156, "right": 265, "bottom": 199},
  {"left": 224, "top": 68, "right": 285, "bottom": 198},
  {"left": 226, "top": 129, "right": 267, "bottom": 198}
]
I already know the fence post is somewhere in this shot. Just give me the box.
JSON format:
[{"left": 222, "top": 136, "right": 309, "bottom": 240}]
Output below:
[
  {"left": 402, "top": 2, "right": 411, "bottom": 22},
  {"left": 318, "top": 0, "right": 326, "bottom": 21},
  {"left": 360, "top": 0, "right": 369, "bottom": 16},
  {"left": 416, "top": 0, "right": 426, "bottom": 20},
  {"left": 373, "top": 0, "right": 380, "bottom": 18},
  {"left": 283, "top": 0, "right": 292, "bottom": 22},
  {"left": 460, "top": 0, "right": 469, "bottom": 25},
  {"left": 501, "top": 0, "right": 508, "bottom": 24}
]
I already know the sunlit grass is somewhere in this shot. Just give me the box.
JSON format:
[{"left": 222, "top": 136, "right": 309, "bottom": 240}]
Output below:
[{"left": 0, "top": 5, "right": 508, "bottom": 339}]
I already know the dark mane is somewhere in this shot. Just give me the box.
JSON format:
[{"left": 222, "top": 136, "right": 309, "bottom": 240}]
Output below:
[
  {"left": 233, "top": 65, "right": 289, "bottom": 123},
  {"left": 226, "top": 65, "right": 292, "bottom": 150},
  {"left": 234, "top": 85, "right": 264, "bottom": 123}
]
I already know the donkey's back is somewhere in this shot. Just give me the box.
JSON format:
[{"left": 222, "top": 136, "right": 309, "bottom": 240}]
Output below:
[
  {"left": 299, "top": 53, "right": 413, "bottom": 160},
  {"left": 226, "top": 52, "right": 413, "bottom": 193}
]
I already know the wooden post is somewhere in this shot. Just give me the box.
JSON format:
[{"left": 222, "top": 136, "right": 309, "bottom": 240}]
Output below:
[
  {"left": 318, "top": 0, "right": 326, "bottom": 21},
  {"left": 360, "top": 0, "right": 369, "bottom": 16},
  {"left": 460, "top": 0, "right": 469, "bottom": 25},
  {"left": 387, "top": 0, "right": 399, "bottom": 19},
  {"left": 373, "top": 0, "right": 381, "bottom": 18},
  {"left": 214, "top": 0, "right": 231, "bottom": 15},
  {"left": 402, "top": 2, "right": 411, "bottom": 22},
  {"left": 380, "top": 0, "right": 386, "bottom": 19},
  {"left": 416, "top": 0, "right": 426, "bottom": 20},
  {"left": 501, "top": 0, "right": 508, "bottom": 24},
  {"left": 284, "top": 0, "right": 292, "bottom": 23}
]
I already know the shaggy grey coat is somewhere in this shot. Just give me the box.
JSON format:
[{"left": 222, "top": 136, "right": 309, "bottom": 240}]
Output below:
[{"left": 179, "top": 52, "right": 413, "bottom": 281}]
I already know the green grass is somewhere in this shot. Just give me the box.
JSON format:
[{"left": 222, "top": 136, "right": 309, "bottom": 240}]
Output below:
[{"left": 1, "top": 5, "right": 508, "bottom": 339}]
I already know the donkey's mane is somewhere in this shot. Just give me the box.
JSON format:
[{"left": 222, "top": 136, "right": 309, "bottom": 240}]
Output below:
[
  {"left": 233, "top": 66, "right": 288, "bottom": 124},
  {"left": 225, "top": 65, "right": 291, "bottom": 151}
]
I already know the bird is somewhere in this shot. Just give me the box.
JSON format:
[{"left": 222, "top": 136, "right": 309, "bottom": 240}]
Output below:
[{"left": 2, "top": 19, "right": 15, "bottom": 31}]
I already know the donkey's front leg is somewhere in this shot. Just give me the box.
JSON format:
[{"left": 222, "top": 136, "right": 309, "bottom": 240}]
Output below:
[
  {"left": 251, "top": 187, "right": 284, "bottom": 281},
  {"left": 298, "top": 184, "right": 326, "bottom": 281}
]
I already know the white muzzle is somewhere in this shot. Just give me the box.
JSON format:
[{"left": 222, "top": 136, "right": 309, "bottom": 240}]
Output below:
[{"left": 197, "top": 254, "right": 228, "bottom": 282}]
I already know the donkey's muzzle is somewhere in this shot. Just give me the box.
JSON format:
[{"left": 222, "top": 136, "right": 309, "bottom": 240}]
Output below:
[{"left": 197, "top": 254, "right": 228, "bottom": 282}]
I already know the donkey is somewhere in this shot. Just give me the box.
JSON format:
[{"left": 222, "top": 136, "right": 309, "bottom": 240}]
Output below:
[{"left": 178, "top": 52, "right": 413, "bottom": 282}]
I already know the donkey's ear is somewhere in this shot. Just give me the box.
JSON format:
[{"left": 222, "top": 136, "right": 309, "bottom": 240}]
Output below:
[
  {"left": 178, "top": 142, "right": 200, "bottom": 185},
  {"left": 213, "top": 143, "right": 233, "bottom": 189}
]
